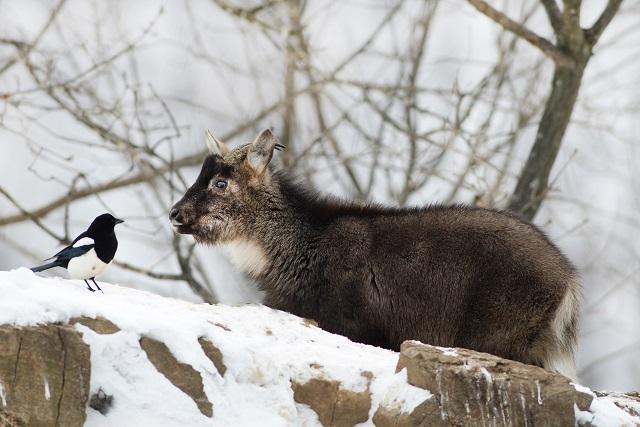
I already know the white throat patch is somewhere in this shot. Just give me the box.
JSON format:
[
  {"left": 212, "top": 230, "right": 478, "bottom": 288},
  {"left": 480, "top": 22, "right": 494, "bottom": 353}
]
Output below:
[{"left": 220, "top": 239, "right": 268, "bottom": 277}]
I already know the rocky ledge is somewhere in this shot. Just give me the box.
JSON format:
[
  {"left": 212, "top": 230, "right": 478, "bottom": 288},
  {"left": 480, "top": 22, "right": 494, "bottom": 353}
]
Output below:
[{"left": 0, "top": 269, "right": 638, "bottom": 426}]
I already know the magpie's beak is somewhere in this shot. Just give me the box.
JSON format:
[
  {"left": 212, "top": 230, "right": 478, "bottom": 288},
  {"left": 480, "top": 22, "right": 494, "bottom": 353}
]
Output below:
[{"left": 115, "top": 218, "right": 125, "bottom": 225}]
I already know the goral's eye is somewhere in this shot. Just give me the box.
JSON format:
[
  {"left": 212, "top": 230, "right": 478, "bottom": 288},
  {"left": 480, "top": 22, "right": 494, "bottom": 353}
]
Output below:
[{"left": 214, "top": 179, "right": 227, "bottom": 189}]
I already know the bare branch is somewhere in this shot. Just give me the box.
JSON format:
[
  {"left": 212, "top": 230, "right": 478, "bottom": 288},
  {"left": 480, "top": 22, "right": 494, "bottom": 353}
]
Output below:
[
  {"left": 585, "top": 0, "right": 624, "bottom": 45},
  {"left": 113, "top": 260, "right": 183, "bottom": 281},
  {"left": 0, "top": 0, "right": 67, "bottom": 76},
  {"left": 0, "top": 169, "right": 155, "bottom": 227},
  {"left": 466, "top": 0, "right": 569, "bottom": 65},
  {"left": 0, "top": 187, "right": 66, "bottom": 242},
  {"left": 397, "top": 1, "right": 438, "bottom": 206},
  {"left": 540, "top": 0, "right": 563, "bottom": 34}
]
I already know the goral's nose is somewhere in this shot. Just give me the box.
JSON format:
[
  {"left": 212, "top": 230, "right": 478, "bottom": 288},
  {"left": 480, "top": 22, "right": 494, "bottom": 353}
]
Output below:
[{"left": 169, "top": 207, "right": 181, "bottom": 225}]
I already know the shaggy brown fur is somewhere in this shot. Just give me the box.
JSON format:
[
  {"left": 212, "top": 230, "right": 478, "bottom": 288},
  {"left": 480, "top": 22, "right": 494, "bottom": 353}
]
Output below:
[{"left": 170, "top": 129, "right": 580, "bottom": 380}]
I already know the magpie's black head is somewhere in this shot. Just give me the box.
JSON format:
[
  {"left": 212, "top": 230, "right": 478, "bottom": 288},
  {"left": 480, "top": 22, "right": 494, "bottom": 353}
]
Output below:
[{"left": 86, "top": 213, "right": 124, "bottom": 238}]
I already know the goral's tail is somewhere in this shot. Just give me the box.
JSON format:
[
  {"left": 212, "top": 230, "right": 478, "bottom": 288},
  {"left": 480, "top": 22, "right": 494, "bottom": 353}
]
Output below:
[
  {"left": 31, "top": 260, "right": 63, "bottom": 273},
  {"left": 544, "top": 277, "right": 581, "bottom": 382}
]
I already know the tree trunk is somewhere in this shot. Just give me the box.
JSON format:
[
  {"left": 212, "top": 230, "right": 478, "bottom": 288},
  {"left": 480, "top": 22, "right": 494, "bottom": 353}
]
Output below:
[
  {"left": 508, "top": 58, "right": 588, "bottom": 220},
  {"left": 280, "top": 0, "right": 301, "bottom": 168},
  {"left": 467, "top": 0, "right": 623, "bottom": 221}
]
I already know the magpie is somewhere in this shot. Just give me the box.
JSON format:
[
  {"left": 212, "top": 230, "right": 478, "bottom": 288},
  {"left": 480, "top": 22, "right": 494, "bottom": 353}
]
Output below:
[{"left": 31, "top": 213, "right": 124, "bottom": 292}]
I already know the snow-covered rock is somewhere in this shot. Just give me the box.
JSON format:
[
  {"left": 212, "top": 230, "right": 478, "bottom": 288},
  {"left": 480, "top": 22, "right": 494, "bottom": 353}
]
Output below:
[{"left": 0, "top": 269, "right": 637, "bottom": 426}]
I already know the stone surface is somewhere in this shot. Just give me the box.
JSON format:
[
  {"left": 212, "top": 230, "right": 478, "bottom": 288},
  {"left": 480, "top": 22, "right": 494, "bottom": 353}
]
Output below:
[
  {"left": 198, "top": 337, "right": 227, "bottom": 376},
  {"left": 0, "top": 409, "right": 27, "bottom": 427},
  {"left": 0, "top": 313, "right": 638, "bottom": 426},
  {"left": 139, "top": 336, "right": 213, "bottom": 417},
  {"left": 392, "top": 341, "right": 594, "bottom": 427},
  {"left": 292, "top": 377, "right": 372, "bottom": 427},
  {"left": 70, "top": 317, "right": 120, "bottom": 335},
  {"left": 0, "top": 324, "right": 90, "bottom": 427}
]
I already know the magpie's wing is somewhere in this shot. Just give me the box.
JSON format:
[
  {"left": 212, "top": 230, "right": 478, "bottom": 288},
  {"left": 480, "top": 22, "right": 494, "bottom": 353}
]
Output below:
[
  {"left": 71, "top": 231, "right": 89, "bottom": 246},
  {"left": 47, "top": 235, "right": 95, "bottom": 261},
  {"left": 51, "top": 244, "right": 94, "bottom": 262}
]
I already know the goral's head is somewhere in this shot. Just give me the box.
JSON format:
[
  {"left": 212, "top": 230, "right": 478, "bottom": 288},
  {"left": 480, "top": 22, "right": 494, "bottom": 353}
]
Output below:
[{"left": 169, "top": 129, "right": 283, "bottom": 244}]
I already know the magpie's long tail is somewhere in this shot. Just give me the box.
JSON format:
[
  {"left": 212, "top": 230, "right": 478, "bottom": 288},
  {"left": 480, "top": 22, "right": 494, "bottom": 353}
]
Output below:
[{"left": 31, "top": 261, "right": 62, "bottom": 273}]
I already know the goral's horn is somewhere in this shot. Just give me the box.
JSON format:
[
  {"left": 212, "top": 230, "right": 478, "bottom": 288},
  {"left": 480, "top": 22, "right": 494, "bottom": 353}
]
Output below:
[{"left": 205, "top": 129, "right": 229, "bottom": 155}]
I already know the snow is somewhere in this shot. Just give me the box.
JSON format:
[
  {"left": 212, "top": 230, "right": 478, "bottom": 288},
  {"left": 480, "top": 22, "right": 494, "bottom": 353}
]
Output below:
[
  {"left": 479, "top": 367, "right": 493, "bottom": 385},
  {"left": 44, "top": 377, "right": 51, "bottom": 401},
  {"left": 573, "top": 382, "right": 595, "bottom": 396},
  {"left": 0, "top": 268, "right": 637, "bottom": 426},
  {"left": 571, "top": 383, "right": 640, "bottom": 427},
  {"left": 0, "top": 382, "right": 6, "bottom": 407},
  {"left": 576, "top": 398, "right": 640, "bottom": 427},
  {"left": 81, "top": 326, "right": 213, "bottom": 427},
  {"left": 0, "top": 269, "right": 426, "bottom": 426},
  {"left": 366, "top": 368, "right": 431, "bottom": 417},
  {"left": 438, "top": 347, "right": 458, "bottom": 357}
]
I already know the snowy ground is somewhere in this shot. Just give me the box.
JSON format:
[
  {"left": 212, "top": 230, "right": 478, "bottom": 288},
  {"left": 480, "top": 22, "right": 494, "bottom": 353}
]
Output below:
[
  {"left": 0, "top": 269, "right": 428, "bottom": 426},
  {"left": 0, "top": 269, "right": 637, "bottom": 426}
]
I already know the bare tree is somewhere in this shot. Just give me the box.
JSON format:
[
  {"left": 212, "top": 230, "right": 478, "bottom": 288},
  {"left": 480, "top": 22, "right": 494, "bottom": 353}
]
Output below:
[
  {"left": 0, "top": 0, "right": 625, "bottom": 292},
  {"left": 1, "top": 0, "right": 639, "bottom": 390},
  {"left": 468, "top": 0, "right": 624, "bottom": 220},
  {"left": 0, "top": 0, "right": 637, "bottom": 340}
]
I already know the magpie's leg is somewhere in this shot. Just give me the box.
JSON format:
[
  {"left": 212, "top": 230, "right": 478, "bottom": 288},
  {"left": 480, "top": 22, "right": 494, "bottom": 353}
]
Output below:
[
  {"left": 91, "top": 277, "right": 103, "bottom": 293},
  {"left": 84, "top": 279, "right": 96, "bottom": 292}
]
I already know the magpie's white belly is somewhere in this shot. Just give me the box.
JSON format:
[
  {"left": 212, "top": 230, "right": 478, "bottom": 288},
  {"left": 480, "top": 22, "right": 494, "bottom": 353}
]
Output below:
[{"left": 67, "top": 248, "right": 109, "bottom": 279}]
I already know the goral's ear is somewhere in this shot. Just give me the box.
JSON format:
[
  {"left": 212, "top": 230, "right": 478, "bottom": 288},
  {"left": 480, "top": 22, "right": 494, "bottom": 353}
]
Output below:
[
  {"left": 205, "top": 129, "right": 230, "bottom": 156},
  {"left": 246, "top": 128, "right": 281, "bottom": 175}
]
